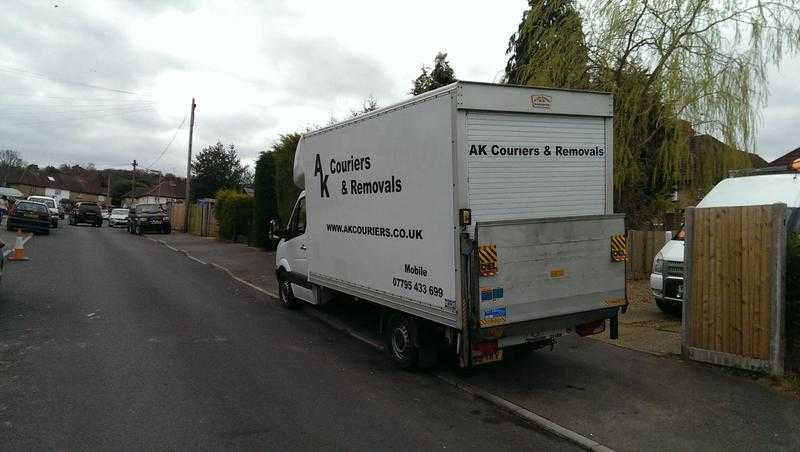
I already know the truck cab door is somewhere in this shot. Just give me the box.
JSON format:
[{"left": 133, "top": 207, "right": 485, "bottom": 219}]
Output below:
[{"left": 285, "top": 195, "right": 312, "bottom": 302}]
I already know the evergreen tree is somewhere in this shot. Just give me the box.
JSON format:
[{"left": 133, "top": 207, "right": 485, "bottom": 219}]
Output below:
[{"left": 411, "top": 52, "right": 457, "bottom": 95}]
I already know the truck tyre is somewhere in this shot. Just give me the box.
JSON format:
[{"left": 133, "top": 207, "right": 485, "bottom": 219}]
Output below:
[
  {"left": 277, "top": 271, "right": 300, "bottom": 309},
  {"left": 386, "top": 313, "right": 419, "bottom": 369}
]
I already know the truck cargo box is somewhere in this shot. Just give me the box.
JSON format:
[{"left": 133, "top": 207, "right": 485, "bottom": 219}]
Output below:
[{"left": 281, "top": 81, "right": 624, "bottom": 366}]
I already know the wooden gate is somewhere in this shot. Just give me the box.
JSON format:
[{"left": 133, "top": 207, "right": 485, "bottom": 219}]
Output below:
[{"left": 683, "top": 204, "right": 787, "bottom": 375}]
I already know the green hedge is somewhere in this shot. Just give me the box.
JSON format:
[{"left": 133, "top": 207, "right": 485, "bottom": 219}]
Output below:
[
  {"left": 215, "top": 189, "right": 254, "bottom": 241},
  {"left": 253, "top": 152, "right": 279, "bottom": 249},
  {"left": 787, "top": 234, "right": 800, "bottom": 370}
]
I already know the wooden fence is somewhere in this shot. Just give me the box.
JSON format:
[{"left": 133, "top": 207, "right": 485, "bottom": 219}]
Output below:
[
  {"left": 683, "top": 204, "right": 787, "bottom": 376},
  {"left": 168, "top": 203, "right": 218, "bottom": 238},
  {"left": 627, "top": 230, "right": 671, "bottom": 280}
]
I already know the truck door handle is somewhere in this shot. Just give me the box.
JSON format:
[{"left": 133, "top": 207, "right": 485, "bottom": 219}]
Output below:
[{"left": 300, "top": 244, "right": 307, "bottom": 250}]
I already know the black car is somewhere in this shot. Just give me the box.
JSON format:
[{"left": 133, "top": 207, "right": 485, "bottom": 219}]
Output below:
[
  {"left": 69, "top": 202, "right": 102, "bottom": 227},
  {"left": 7, "top": 200, "right": 50, "bottom": 235},
  {"left": 128, "top": 204, "right": 171, "bottom": 235}
]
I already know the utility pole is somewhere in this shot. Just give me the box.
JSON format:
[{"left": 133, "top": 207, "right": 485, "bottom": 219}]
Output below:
[
  {"left": 184, "top": 98, "right": 196, "bottom": 232},
  {"left": 107, "top": 173, "right": 111, "bottom": 206},
  {"left": 130, "top": 159, "right": 138, "bottom": 207}
]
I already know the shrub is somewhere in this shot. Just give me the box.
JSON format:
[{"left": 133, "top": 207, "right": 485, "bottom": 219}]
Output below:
[
  {"left": 253, "top": 151, "right": 279, "bottom": 249},
  {"left": 215, "top": 189, "right": 254, "bottom": 241},
  {"left": 272, "top": 133, "right": 302, "bottom": 225}
]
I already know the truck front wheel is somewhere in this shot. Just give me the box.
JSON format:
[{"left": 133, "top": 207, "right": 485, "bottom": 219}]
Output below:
[
  {"left": 386, "top": 313, "right": 418, "bottom": 368},
  {"left": 277, "top": 271, "right": 300, "bottom": 309}
]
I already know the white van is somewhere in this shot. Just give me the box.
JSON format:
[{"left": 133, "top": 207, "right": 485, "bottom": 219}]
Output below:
[
  {"left": 272, "top": 82, "right": 628, "bottom": 368},
  {"left": 650, "top": 172, "right": 800, "bottom": 314}
]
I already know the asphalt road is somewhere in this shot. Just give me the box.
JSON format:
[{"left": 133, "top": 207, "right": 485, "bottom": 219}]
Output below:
[{"left": 0, "top": 221, "right": 574, "bottom": 450}]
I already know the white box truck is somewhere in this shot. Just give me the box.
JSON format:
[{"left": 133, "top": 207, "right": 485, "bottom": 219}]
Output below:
[{"left": 272, "top": 81, "right": 626, "bottom": 368}]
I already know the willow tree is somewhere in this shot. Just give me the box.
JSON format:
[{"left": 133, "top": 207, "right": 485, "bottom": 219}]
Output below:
[
  {"left": 505, "top": 0, "right": 591, "bottom": 88},
  {"left": 584, "top": 0, "right": 800, "bottom": 217}
]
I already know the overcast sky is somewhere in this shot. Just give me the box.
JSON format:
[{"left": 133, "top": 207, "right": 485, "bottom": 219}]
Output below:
[{"left": 1, "top": 1, "right": 798, "bottom": 175}]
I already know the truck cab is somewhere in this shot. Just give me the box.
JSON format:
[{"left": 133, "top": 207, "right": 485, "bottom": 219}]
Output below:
[
  {"left": 273, "top": 192, "right": 314, "bottom": 307},
  {"left": 650, "top": 172, "right": 800, "bottom": 314}
]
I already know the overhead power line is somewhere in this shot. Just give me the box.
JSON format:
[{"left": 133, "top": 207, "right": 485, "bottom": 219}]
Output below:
[
  {"left": 145, "top": 111, "right": 189, "bottom": 170},
  {"left": 0, "top": 64, "right": 152, "bottom": 98},
  {"left": 2, "top": 106, "right": 155, "bottom": 127}
]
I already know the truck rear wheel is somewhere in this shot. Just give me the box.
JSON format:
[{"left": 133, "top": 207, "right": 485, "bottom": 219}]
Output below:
[
  {"left": 386, "top": 313, "right": 418, "bottom": 369},
  {"left": 277, "top": 271, "right": 300, "bottom": 309}
]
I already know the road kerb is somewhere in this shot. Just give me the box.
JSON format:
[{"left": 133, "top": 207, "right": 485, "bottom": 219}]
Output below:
[
  {"left": 151, "top": 237, "right": 615, "bottom": 451},
  {"left": 433, "top": 373, "right": 615, "bottom": 452},
  {"left": 209, "top": 262, "right": 279, "bottom": 299}
]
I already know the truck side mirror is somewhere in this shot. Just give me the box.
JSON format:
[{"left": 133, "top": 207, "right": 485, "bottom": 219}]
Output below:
[{"left": 269, "top": 219, "right": 284, "bottom": 240}]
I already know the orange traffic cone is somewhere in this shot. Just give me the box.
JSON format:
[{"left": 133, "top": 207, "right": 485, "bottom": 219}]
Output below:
[{"left": 7, "top": 228, "right": 29, "bottom": 261}]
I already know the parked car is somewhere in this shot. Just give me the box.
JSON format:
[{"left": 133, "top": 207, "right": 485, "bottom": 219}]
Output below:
[
  {"left": 128, "top": 204, "right": 171, "bottom": 235},
  {"left": 27, "top": 196, "right": 59, "bottom": 228},
  {"left": 8, "top": 200, "right": 50, "bottom": 235},
  {"left": 69, "top": 202, "right": 102, "bottom": 227},
  {"left": 108, "top": 208, "right": 129, "bottom": 228},
  {"left": 650, "top": 172, "right": 800, "bottom": 315}
]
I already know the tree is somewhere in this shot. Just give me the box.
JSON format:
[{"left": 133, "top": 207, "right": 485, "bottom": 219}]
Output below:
[
  {"left": 271, "top": 133, "right": 302, "bottom": 224},
  {"left": 350, "top": 95, "right": 378, "bottom": 118},
  {"left": 253, "top": 151, "right": 279, "bottom": 249},
  {"left": 411, "top": 52, "right": 457, "bottom": 95},
  {"left": 505, "top": 0, "right": 800, "bottom": 226},
  {"left": 586, "top": 0, "right": 800, "bottom": 223},
  {"left": 504, "top": 0, "right": 591, "bottom": 88},
  {"left": 0, "top": 149, "right": 25, "bottom": 186},
  {"left": 191, "top": 142, "right": 249, "bottom": 200}
]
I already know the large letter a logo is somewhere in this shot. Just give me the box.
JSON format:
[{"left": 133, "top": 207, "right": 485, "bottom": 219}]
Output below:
[{"left": 314, "top": 154, "right": 330, "bottom": 198}]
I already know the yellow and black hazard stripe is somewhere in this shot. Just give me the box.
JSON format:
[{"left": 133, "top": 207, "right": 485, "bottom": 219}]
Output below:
[
  {"left": 478, "top": 244, "right": 498, "bottom": 277},
  {"left": 610, "top": 234, "right": 627, "bottom": 262},
  {"left": 478, "top": 245, "right": 497, "bottom": 265}
]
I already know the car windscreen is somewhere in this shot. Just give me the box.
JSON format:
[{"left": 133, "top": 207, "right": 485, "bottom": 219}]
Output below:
[
  {"left": 17, "top": 202, "right": 46, "bottom": 213},
  {"left": 111, "top": 209, "right": 129, "bottom": 215},
  {"left": 137, "top": 204, "right": 164, "bottom": 213},
  {"left": 79, "top": 204, "right": 101, "bottom": 213},
  {"left": 30, "top": 198, "right": 55, "bottom": 208}
]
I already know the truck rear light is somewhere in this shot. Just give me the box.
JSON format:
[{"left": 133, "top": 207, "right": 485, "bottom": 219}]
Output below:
[
  {"left": 576, "top": 319, "right": 606, "bottom": 337},
  {"left": 472, "top": 339, "right": 499, "bottom": 355}
]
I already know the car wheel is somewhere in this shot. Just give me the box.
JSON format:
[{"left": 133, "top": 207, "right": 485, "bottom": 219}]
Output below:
[
  {"left": 386, "top": 312, "right": 419, "bottom": 369},
  {"left": 656, "top": 299, "right": 682, "bottom": 317},
  {"left": 277, "top": 271, "right": 301, "bottom": 309}
]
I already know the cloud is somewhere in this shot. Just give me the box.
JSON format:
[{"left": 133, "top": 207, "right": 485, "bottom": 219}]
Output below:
[{"left": 5, "top": 0, "right": 795, "bottom": 175}]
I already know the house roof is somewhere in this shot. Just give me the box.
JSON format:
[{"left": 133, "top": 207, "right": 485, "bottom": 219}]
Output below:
[
  {"left": 5, "top": 167, "right": 107, "bottom": 195},
  {"left": 767, "top": 146, "right": 800, "bottom": 168},
  {"left": 126, "top": 178, "right": 185, "bottom": 200},
  {"left": 146, "top": 179, "right": 185, "bottom": 199},
  {"left": 689, "top": 134, "right": 767, "bottom": 168}
]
